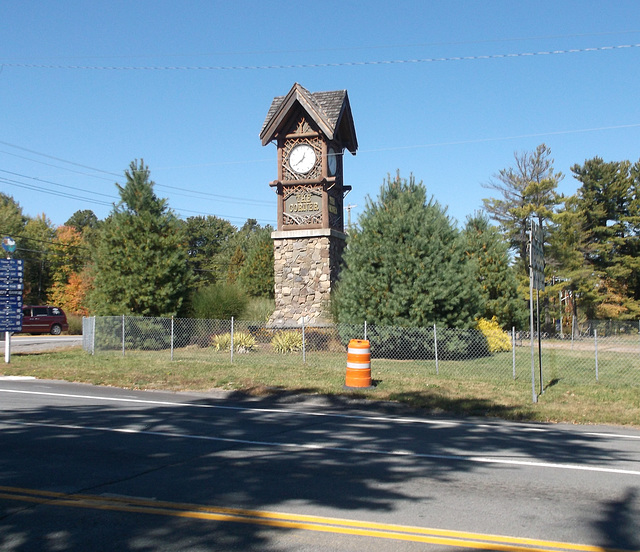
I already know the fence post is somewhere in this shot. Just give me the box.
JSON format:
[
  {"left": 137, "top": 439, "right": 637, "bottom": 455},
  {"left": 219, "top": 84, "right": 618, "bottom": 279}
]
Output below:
[
  {"left": 91, "top": 316, "right": 96, "bottom": 355},
  {"left": 512, "top": 327, "right": 516, "bottom": 380},
  {"left": 594, "top": 329, "right": 599, "bottom": 382},
  {"left": 122, "top": 315, "right": 125, "bottom": 357},
  {"left": 434, "top": 324, "right": 439, "bottom": 375},
  {"left": 170, "top": 316, "right": 174, "bottom": 362},
  {"left": 364, "top": 320, "right": 367, "bottom": 341},
  {"left": 230, "top": 317, "right": 234, "bottom": 363}
]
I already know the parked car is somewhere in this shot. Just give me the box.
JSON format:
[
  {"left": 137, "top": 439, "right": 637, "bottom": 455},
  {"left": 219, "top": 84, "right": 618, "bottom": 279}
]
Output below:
[{"left": 21, "top": 305, "right": 69, "bottom": 335}]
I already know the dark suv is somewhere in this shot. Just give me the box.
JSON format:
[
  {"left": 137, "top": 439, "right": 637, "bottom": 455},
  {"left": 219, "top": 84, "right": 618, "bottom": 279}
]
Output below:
[{"left": 21, "top": 305, "right": 69, "bottom": 335}]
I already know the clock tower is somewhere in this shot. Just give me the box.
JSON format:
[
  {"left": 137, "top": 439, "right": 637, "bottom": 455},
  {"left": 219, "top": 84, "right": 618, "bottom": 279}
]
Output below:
[{"left": 260, "top": 83, "right": 357, "bottom": 326}]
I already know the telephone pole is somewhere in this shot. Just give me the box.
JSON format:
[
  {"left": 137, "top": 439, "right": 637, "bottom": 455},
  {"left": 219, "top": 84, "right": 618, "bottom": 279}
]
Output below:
[{"left": 345, "top": 204, "right": 357, "bottom": 232}]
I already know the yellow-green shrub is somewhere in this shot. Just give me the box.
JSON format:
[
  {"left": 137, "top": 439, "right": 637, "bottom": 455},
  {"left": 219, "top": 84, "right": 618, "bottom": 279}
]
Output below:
[
  {"left": 476, "top": 317, "right": 512, "bottom": 353},
  {"left": 211, "top": 331, "right": 256, "bottom": 353},
  {"left": 271, "top": 330, "right": 303, "bottom": 354}
]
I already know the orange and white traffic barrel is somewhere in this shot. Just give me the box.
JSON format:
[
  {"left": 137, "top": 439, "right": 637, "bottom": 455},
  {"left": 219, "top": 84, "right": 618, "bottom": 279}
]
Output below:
[{"left": 346, "top": 339, "right": 372, "bottom": 388}]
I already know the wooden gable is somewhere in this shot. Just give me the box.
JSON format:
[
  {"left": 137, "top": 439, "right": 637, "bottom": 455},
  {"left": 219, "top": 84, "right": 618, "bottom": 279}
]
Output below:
[{"left": 260, "top": 83, "right": 358, "bottom": 154}]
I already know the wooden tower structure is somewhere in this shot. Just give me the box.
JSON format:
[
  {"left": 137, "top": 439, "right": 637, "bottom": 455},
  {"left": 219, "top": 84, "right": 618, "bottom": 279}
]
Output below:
[{"left": 260, "top": 83, "right": 358, "bottom": 326}]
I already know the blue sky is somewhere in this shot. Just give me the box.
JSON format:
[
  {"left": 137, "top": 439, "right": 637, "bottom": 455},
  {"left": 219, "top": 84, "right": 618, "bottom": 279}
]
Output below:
[{"left": 1, "top": 0, "right": 640, "bottom": 231}]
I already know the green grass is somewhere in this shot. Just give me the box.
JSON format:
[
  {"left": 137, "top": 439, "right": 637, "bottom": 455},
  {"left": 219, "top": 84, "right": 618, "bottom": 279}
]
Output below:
[{"left": 3, "top": 346, "right": 639, "bottom": 427}]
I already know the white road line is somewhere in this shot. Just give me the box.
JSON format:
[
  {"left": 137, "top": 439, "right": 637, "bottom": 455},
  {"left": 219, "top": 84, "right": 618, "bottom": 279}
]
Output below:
[
  {"left": 4, "top": 419, "right": 640, "bottom": 477},
  {"left": 0, "top": 388, "right": 459, "bottom": 426},
  {"left": 1, "top": 387, "right": 640, "bottom": 443}
]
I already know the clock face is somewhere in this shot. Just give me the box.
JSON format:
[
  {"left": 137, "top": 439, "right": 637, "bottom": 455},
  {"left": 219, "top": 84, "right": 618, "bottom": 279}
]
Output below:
[
  {"left": 289, "top": 143, "right": 316, "bottom": 174},
  {"left": 327, "top": 147, "right": 337, "bottom": 176}
]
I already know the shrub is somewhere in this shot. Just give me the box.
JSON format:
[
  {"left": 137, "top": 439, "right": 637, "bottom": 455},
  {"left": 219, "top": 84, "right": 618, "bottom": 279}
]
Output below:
[
  {"left": 271, "top": 330, "right": 303, "bottom": 354},
  {"left": 190, "top": 283, "right": 248, "bottom": 320},
  {"left": 241, "top": 297, "right": 275, "bottom": 322},
  {"left": 337, "top": 323, "right": 489, "bottom": 360},
  {"left": 303, "top": 328, "right": 330, "bottom": 351},
  {"left": 477, "top": 317, "right": 512, "bottom": 353},
  {"left": 66, "top": 314, "right": 84, "bottom": 335},
  {"left": 211, "top": 331, "right": 256, "bottom": 353},
  {"left": 94, "top": 316, "right": 172, "bottom": 351}
]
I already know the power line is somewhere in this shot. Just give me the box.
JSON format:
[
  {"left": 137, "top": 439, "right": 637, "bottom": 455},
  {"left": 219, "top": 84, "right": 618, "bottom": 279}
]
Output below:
[
  {"left": 0, "top": 141, "right": 271, "bottom": 207},
  {"left": 0, "top": 149, "right": 115, "bottom": 182},
  {"left": 155, "top": 183, "right": 271, "bottom": 207},
  {"left": 0, "top": 140, "right": 120, "bottom": 177},
  {"left": 2, "top": 43, "right": 639, "bottom": 71},
  {"left": 0, "top": 169, "right": 115, "bottom": 199},
  {"left": 0, "top": 177, "right": 114, "bottom": 207}
]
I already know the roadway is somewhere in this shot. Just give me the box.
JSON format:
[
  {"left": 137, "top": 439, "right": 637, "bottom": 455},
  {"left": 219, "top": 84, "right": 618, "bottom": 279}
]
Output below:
[
  {"left": 1, "top": 334, "right": 82, "bottom": 354},
  {"left": 0, "top": 379, "right": 638, "bottom": 551}
]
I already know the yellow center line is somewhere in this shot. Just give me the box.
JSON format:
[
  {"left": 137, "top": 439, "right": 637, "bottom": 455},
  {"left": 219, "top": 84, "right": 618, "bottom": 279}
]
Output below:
[{"left": 0, "top": 486, "right": 633, "bottom": 552}]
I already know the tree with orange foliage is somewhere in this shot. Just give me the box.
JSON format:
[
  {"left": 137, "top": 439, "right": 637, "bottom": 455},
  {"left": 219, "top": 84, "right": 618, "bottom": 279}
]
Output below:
[{"left": 47, "top": 225, "right": 92, "bottom": 315}]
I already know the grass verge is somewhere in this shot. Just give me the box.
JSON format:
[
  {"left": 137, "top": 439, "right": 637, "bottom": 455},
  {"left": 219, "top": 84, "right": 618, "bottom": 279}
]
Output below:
[{"left": 2, "top": 348, "right": 639, "bottom": 427}]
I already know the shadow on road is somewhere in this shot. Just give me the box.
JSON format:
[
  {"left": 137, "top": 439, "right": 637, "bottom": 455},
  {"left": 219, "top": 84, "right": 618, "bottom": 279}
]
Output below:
[{"left": 0, "top": 386, "right": 638, "bottom": 550}]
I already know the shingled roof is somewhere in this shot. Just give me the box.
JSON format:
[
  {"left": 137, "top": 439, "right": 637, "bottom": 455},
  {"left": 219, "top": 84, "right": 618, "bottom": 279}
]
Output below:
[{"left": 260, "top": 83, "right": 358, "bottom": 154}]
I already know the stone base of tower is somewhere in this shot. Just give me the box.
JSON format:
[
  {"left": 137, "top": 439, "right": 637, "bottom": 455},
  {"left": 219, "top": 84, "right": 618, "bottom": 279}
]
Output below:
[{"left": 269, "top": 228, "right": 346, "bottom": 327}]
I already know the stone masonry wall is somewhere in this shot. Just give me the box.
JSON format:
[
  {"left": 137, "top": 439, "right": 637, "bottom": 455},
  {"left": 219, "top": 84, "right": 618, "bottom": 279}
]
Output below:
[{"left": 269, "top": 233, "right": 345, "bottom": 327}]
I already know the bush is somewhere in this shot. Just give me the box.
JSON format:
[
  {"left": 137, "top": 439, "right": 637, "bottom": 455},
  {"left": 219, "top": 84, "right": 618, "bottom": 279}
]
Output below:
[
  {"left": 211, "top": 331, "right": 256, "bottom": 353},
  {"left": 337, "top": 323, "right": 489, "bottom": 360},
  {"left": 477, "top": 317, "right": 512, "bottom": 353},
  {"left": 241, "top": 297, "right": 274, "bottom": 322},
  {"left": 271, "top": 330, "right": 303, "bottom": 354},
  {"left": 190, "top": 283, "right": 248, "bottom": 320},
  {"left": 67, "top": 314, "right": 84, "bottom": 335},
  {"left": 94, "top": 316, "right": 171, "bottom": 351}
]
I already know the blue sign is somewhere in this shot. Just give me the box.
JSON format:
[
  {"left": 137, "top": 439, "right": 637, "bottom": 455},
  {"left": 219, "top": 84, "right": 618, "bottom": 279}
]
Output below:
[
  {"left": 2, "top": 237, "right": 17, "bottom": 254},
  {"left": 0, "top": 259, "right": 23, "bottom": 268},
  {"left": 0, "top": 290, "right": 22, "bottom": 297},
  {"left": 0, "top": 294, "right": 22, "bottom": 309},
  {"left": 1, "top": 259, "right": 23, "bottom": 333},
  {"left": 0, "top": 283, "right": 23, "bottom": 291}
]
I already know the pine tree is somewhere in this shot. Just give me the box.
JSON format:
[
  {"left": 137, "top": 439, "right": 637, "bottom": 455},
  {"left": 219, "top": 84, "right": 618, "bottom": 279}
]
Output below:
[
  {"left": 482, "top": 144, "right": 562, "bottom": 275},
  {"left": 336, "top": 173, "right": 482, "bottom": 328},
  {"left": 183, "top": 215, "right": 236, "bottom": 285},
  {"left": 237, "top": 227, "right": 274, "bottom": 298},
  {"left": 21, "top": 214, "right": 56, "bottom": 304},
  {"left": 462, "top": 212, "right": 526, "bottom": 328},
  {"left": 89, "top": 160, "right": 192, "bottom": 317},
  {"left": 0, "top": 193, "right": 27, "bottom": 237},
  {"left": 564, "top": 157, "right": 640, "bottom": 318}
]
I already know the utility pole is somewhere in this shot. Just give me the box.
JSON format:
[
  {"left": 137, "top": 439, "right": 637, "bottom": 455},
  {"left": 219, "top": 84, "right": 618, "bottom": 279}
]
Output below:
[{"left": 345, "top": 204, "right": 357, "bottom": 232}]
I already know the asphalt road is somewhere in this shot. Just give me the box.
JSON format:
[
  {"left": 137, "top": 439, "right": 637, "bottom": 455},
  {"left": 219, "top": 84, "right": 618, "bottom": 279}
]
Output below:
[
  {"left": 0, "top": 379, "right": 639, "bottom": 551},
  {"left": 2, "top": 334, "right": 82, "bottom": 354}
]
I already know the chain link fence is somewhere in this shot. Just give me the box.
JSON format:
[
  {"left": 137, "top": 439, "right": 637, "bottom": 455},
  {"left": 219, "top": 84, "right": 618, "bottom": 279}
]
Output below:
[{"left": 81, "top": 316, "right": 640, "bottom": 388}]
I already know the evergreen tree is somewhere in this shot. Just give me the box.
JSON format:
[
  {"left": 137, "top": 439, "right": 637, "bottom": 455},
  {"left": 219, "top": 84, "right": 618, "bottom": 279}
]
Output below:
[
  {"left": 336, "top": 173, "right": 482, "bottom": 328},
  {"left": 89, "top": 160, "right": 192, "bottom": 317},
  {"left": 482, "top": 144, "right": 562, "bottom": 275},
  {"left": 21, "top": 214, "right": 56, "bottom": 304},
  {"left": 547, "top": 195, "right": 599, "bottom": 324},
  {"left": 65, "top": 210, "right": 98, "bottom": 233},
  {"left": 183, "top": 215, "right": 235, "bottom": 285},
  {"left": 564, "top": 157, "right": 640, "bottom": 318},
  {"left": 0, "top": 193, "right": 27, "bottom": 238},
  {"left": 237, "top": 227, "right": 274, "bottom": 298},
  {"left": 463, "top": 212, "right": 526, "bottom": 328}
]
